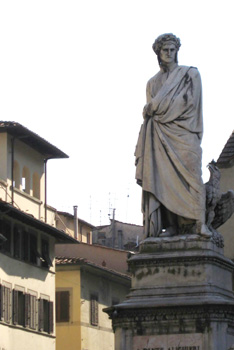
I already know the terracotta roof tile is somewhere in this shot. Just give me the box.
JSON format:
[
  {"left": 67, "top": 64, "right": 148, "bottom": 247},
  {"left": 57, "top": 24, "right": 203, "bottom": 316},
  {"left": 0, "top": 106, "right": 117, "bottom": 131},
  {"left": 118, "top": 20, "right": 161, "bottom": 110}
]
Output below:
[{"left": 55, "top": 256, "right": 130, "bottom": 279}]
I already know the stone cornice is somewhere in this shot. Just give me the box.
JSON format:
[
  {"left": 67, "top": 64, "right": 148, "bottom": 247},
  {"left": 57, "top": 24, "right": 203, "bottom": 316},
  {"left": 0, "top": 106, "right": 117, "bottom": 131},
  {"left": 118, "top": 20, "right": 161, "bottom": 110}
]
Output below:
[{"left": 128, "top": 254, "right": 234, "bottom": 272}]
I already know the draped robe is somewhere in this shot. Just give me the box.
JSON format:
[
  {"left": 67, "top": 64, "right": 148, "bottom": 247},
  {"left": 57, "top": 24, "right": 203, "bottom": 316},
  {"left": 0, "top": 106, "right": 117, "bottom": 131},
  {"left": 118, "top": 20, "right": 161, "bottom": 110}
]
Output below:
[{"left": 135, "top": 65, "right": 205, "bottom": 236}]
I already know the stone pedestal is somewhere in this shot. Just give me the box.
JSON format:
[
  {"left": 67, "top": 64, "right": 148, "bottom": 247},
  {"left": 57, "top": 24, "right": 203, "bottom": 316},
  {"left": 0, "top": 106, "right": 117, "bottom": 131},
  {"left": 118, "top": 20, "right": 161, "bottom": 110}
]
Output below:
[{"left": 105, "top": 235, "right": 234, "bottom": 350}]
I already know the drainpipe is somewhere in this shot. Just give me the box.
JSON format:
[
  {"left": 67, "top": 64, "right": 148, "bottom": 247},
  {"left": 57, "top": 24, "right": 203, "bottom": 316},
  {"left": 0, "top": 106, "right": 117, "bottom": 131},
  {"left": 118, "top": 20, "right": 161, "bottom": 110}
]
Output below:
[
  {"left": 73, "top": 205, "right": 78, "bottom": 240},
  {"left": 44, "top": 159, "right": 48, "bottom": 223},
  {"left": 11, "top": 137, "right": 15, "bottom": 205}
]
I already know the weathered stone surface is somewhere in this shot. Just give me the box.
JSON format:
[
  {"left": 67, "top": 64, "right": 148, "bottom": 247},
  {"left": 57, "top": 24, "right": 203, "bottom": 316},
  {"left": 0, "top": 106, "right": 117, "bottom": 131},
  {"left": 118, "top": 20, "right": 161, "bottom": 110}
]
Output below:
[
  {"left": 133, "top": 334, "right": 202, "bottom": 349},
  {"left": 105, "top": 236, "right": 234, "bottom": 350},
  {"left": 135, "top": 33, "right": 206, "bottom": 238}
]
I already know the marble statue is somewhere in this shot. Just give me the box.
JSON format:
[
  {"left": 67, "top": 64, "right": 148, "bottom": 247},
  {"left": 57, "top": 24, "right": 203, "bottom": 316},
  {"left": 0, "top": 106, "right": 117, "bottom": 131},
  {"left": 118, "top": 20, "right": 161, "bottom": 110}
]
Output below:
[
  {"left": 204, "top": 160, "right": 234, "bottom": 246},
  {"left": 135, "top": 33, "right": 211, "bottom": 238}
]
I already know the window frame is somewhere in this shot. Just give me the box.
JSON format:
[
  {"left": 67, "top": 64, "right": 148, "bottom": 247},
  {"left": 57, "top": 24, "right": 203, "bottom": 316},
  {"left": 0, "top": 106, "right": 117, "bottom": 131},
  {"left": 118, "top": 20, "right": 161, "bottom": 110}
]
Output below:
[
  {"left": 56, "top": 290, "right": 70, "bottom": 323},
  {"left": 0, "top": 282, "right": 12, "bottom": 323},
  {"left": 25, "top": 290, "right": 38, "bottom": 330},
  {"left": 41, "top": 238, "right": 52, "bottom": 268},
  {"left": 13, "top": 286, "right": 26, "bottom": 326},
  {"left": 38, "top": 295, "right": 53, "bottom": 334},
  {"left": 90, "top": 293, "right": 99, "bottom": 326},
  {"left": 0, "top": 219, "right": 12, "bottom": 254}
]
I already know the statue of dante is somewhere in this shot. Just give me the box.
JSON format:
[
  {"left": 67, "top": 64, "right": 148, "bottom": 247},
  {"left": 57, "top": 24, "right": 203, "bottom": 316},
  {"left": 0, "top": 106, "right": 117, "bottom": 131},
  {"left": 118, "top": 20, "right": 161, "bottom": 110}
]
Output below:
[{"left": 135, "top": 33, "right": 211, "bottom": 238}]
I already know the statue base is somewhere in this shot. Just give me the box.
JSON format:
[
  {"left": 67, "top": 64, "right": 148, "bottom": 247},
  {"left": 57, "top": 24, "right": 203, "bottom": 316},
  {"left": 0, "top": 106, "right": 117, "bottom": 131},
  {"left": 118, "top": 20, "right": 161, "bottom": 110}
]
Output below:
[{"left": 104, "top": 235, "right": 234, "bottom": 350}]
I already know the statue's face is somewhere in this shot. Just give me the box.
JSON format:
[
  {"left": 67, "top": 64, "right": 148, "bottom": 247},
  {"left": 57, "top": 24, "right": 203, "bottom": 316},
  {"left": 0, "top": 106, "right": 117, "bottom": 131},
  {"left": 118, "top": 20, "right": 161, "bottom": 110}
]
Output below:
[{"left": 160, "top": 42, "right": 177, "bottom": 65}]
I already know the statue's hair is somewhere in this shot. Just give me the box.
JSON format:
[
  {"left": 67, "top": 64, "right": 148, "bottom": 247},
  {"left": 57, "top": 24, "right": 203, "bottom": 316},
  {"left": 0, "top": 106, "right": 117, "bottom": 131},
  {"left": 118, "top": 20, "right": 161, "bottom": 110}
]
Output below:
[{"left": 152, "top": 33, "right": 181, "bottom": 56}]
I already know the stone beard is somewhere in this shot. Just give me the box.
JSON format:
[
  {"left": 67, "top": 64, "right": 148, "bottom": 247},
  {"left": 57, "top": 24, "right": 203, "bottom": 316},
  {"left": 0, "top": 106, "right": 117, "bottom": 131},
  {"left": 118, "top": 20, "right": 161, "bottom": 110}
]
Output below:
[{"left": 135, "top": 34, "right": 206, "bottom": 238}]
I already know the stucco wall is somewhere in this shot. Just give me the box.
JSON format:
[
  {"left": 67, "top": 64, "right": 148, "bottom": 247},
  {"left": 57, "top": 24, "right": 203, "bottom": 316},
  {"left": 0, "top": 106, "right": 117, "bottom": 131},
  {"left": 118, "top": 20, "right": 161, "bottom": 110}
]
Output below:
[
  {"left": 56, "top": 269, "right": 81, "bottom": 350},
  {"left": 0, "top": 249, "right": 56, "bottom": 350},
  {"left": 80, "top": 268, "right": 129, "bottom": 350},
  {"left": 0, "top": 133, "right": 57, "bottom": 224},
  {"left": 0, "top": 326, "right": 55, "bottom": 350},
  {"left": 56, "top": 213, "right": 92, "bottom": 243}
]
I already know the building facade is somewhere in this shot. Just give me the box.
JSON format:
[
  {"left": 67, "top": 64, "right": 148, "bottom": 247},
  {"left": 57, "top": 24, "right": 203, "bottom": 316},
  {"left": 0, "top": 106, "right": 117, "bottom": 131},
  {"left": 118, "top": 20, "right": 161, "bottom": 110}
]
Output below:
[
  {"left": 0, "top": 121, "right": 68, "bottom": 226},
  {"left": 56, "top": 210, "right": 95, "bottom": 244},
  {"left": 92, "top": 220, "right": 144, "bottom": 250},
  {"left": 55, "top": 246, "right": 130, "bottom": 350},
  {"left": 0, "top": 121, "right": 76, "bottom": 350}
]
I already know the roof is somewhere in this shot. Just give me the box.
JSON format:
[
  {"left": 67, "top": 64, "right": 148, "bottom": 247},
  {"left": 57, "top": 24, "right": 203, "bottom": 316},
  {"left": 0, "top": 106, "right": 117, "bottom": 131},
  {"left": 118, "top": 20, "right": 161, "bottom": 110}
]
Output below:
[
  {"left": 0, "top": 121, "right": 68, "bottom": 159},
  {"left": 56, "top": 256, "right": 130, "bottom": 281},
  {"left": 0, "top": 201, "right": 78, "bottom": 243},
  {"left": 57, "top": 211, "right": 96, "bottom": 229},
  {"left": 95, "top": 219, "right": 143, "bottom": 230},
  {"left": 216, "top": 131, "right": 234, "bottom": 168},
  {"left": 55, "top": 242, "right": 131, "bottom": 274}
]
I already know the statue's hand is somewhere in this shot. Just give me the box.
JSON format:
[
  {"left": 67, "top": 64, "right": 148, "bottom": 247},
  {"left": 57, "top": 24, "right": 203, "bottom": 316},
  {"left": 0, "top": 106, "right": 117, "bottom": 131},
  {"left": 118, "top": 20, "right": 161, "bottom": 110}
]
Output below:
[{"left": 143, "top": 103, "right": 153, "bottom": 119}]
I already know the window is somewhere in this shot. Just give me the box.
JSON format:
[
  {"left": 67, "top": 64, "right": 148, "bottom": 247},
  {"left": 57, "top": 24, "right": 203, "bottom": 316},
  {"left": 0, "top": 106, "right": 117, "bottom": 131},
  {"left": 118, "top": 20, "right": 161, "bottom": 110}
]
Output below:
[
  {"left": 86, "top": 232, "right": 91, "bottom": 244},
  {"left": 39, "top": 298, "right": 53, "bottom": 334},
  {"left": 29, "top": 233, "right": 38, "bottom": 264},
  {"left": 0, "top": 219, "right": 11, "bottom": 253},
  {"left": 56, "top": 291, "right": 69, "bottom": 322},
  {"left": 13, "top": 226, "right": 21, "bottom": 259},
  {"left": 41, "top": 239, "right": 52, "bottom": 268},
  {"left": 13, "top": 289, "right": 25, "bottom": 326},
  {"left": 21, "top": 231, "right": 29, "bottom": 262},
  {"left": 0, "top": 285, "right": 11, "bottom": 323},
  {"left": 12, "top": 226, "right": 39, "bottom": 265},
  {"left": 25, "top": 293, "right": 37, "bottom": 329},
  {"left": 90, "top": 294, "right": 98, "bottom": 326},
  {"left": 22, "top": 166, "right": 30, "bottom": 194}
]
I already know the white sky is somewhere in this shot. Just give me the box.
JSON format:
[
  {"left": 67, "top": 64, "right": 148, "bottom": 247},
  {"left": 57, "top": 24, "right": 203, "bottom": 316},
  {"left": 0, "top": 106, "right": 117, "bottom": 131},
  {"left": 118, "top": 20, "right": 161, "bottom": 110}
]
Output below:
[{"left": 0, "top": 0, "right": 233, "bottom": 226}]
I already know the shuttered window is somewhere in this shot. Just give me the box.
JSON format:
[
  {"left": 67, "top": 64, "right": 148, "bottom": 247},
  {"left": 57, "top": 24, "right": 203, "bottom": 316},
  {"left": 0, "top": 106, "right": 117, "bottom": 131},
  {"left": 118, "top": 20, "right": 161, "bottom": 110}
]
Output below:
[
  {"left": 25, "top": 294, "right": 37, "bottom": 329},
  {"left": 29, "top": 234, "right": 38, "bottom": 264},
  {"left": 21, "top": 231, "right": 29, "bottom": 262},
  {"left": 13, "top": 290, "right": 25, "bottom": 326},
  {"left": 41, "top": 239, "right": 52, "bottom": 268},
  {"left": 38, "top": 298, "right": 53, "bottom": 334},
  {"left": 0, "top": 285, "right": 11, "bottom": 323},
  {"left": 90, "top": 294, "right": 98, "bottom": 326},
  {"left": 13, "top": 226, "right": 21, "bottom": 258},
  {"left": 0, "top": 220, "right": 11, "bottom": 253},
  {"left": 56, "top": 291, "right": 69, "bottom": 322}
]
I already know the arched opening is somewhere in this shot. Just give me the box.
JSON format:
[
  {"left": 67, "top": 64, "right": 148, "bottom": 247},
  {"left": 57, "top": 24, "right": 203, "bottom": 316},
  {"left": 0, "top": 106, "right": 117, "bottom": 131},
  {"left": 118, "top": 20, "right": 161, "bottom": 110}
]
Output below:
[
  {"left": 33, "top": 172, "right": 40, "bottom": 199},
  {"left": 13, "top": 160, "right": 20, "bottom": 189},
  {"left": 22, "top": 166, "right": 30, "bottom": 194}
]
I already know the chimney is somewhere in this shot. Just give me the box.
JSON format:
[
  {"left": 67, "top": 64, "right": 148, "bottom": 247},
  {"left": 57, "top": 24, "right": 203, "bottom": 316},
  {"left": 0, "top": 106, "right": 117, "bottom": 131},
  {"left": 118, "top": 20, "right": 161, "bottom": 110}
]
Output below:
[{"left": 73, "top": 205, "right": 78, "bottom": 240}]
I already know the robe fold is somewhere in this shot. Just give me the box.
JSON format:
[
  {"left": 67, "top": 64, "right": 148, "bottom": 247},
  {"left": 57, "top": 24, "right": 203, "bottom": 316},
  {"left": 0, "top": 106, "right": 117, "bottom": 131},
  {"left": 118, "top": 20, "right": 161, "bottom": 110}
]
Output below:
[{"left": 135, "top": 65, "right": 205, "bottom": 236}]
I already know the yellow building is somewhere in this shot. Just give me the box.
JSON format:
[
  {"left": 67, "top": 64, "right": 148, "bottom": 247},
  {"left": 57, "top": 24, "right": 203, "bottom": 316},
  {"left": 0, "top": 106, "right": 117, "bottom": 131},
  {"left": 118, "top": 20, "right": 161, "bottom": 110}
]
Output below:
[
  {"left": 55, "top": 244, "right": 131, "bottom": 350},
  {"left": 56, "top": 210, "right": 95, "bottom": 243}
]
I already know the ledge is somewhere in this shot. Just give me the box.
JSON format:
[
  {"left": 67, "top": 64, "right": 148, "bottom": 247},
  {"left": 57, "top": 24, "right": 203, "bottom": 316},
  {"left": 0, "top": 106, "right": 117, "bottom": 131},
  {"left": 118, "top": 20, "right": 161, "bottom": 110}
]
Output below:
[{"left": 11, "top": 186, "right": 42, "bottom": 204}]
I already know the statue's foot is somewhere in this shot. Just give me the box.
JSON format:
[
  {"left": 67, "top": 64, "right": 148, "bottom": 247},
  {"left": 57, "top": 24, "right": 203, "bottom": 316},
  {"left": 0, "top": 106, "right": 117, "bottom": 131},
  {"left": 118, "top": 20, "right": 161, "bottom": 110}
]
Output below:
[
  {"left": 198, "top": 223, "right": 212, "bottom": 238},
  {"left": 159, "top": 226, "right": 177, "bottom": 237}
]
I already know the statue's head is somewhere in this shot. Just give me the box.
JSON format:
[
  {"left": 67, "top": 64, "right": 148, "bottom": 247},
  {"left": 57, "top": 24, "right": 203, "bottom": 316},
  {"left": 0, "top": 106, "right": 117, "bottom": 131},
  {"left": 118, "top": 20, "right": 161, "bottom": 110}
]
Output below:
[{"left": 152, "top": 33, "right": 181, "bottom": 66}]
